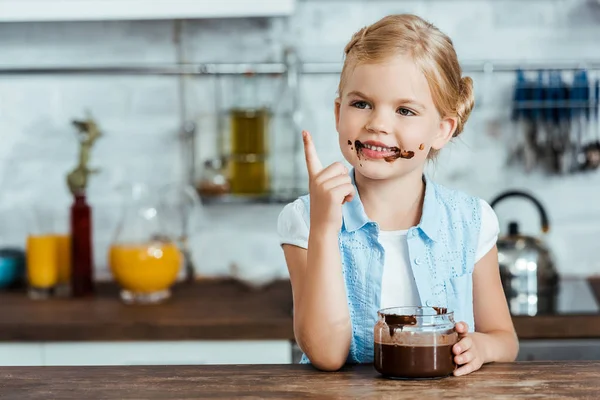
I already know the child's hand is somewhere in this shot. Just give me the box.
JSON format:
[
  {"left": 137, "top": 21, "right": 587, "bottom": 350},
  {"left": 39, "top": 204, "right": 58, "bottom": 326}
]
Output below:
[
  {"left": 452, "top": 322, "right": 484, "bottom": 377},
  {"left": 303, "top": 130, "right": 355, "bottom": 231}
]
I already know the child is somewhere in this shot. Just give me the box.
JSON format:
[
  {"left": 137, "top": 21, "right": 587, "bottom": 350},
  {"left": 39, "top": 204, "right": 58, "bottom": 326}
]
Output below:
[{"left": 277, "top": 14, "right": 518, "bottom": 376}]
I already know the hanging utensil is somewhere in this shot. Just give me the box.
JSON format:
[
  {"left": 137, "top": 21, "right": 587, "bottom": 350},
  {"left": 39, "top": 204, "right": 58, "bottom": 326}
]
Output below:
[
  {"left": 522, "top": 71, "right": 538, "bottom": 172},
  {"left": 570, "top": 70, "right": 585, "bottom": 172},
  {"left": 545, "top": 71, "right": 561, "bottom": 174},
  {"left": 582, "top": 78, "right": 600, "bottom": 170},
  {"left": 532, "top": 71, "right": 546, "bottom": 170},
  {"left": 508, "top": 70, "right": 528, "bottom": 167},
  {"left": 557, "top": 71, "right": 572, "bottom": 174}
]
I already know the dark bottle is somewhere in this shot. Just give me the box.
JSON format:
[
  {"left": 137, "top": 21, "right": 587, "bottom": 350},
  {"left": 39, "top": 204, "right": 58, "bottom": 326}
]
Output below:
[{"left": 70, "top": 192, "right": 94, "bottom": 297}]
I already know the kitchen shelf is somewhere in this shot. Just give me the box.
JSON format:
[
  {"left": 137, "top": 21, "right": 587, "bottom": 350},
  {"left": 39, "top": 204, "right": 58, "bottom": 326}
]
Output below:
[
  {"left": 200, "top": 191, "right": 305, "bottom": 206},
  {"left": 0, "top": 0, "right": 296, "bottom": 22}
]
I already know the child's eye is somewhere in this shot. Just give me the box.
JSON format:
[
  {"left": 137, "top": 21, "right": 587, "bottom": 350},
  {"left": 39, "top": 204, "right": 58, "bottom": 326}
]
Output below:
[
  {"left": 350, "top": 101, "right": 371, "bottom": 110},
  {"left": 397, "top": 107, "right": 415, "bottom": 116}
]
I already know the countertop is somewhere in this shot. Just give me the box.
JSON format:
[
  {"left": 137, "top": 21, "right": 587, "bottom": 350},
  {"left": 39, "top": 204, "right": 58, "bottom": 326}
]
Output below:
[
  {"left": 0, "top": 279, "right": 294, "bottom": 341},
  {"left": 0, "top": 278, "right": 600, "bottom": 342},
  {"left": 0, "top": 362, "right": 598, "bottom": 399}
]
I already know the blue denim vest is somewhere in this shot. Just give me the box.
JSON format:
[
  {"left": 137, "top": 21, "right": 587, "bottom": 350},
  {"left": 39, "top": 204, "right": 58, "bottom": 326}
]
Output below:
[{"left": 297, "top": 170, "right": 481, "bottom": 364}]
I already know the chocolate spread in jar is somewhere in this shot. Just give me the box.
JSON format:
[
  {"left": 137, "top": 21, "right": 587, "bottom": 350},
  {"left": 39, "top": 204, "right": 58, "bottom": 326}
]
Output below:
[
  {"left": 374, "top": 343, "right": 455, "bottom": 379},
  {"left": 374, "top": 308, "right": 457, "bottom": 379},
  {"left": 383, "top": 314, "right": 416, "bottom": 337}
]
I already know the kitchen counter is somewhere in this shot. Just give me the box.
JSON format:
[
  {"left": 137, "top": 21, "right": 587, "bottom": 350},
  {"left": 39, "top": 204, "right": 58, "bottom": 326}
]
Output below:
[
  {"left": 1, "top": 362, "right": 598, "bottom": 399},
  {"left": 0, "top": 279, "right": 294, "bottom": 342},
  {"left": 0, "top": 278, "right": 600, "bottom": 342}
]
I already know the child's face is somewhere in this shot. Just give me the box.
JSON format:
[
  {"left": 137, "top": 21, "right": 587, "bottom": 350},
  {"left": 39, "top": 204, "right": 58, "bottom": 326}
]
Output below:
[{"left": 335, "top": 54, "right": 457, "bottom": 180}]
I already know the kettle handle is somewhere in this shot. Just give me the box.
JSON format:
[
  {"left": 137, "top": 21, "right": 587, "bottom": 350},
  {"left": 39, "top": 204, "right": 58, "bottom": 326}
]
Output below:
[{"left": 489, "top": 190, "right": 550, "bottom": 233}]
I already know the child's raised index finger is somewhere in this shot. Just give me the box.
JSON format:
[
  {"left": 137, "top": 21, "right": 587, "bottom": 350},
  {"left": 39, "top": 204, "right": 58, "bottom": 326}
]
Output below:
[{"left": 302, "top": 130, "right": 323, "bottom": 178}]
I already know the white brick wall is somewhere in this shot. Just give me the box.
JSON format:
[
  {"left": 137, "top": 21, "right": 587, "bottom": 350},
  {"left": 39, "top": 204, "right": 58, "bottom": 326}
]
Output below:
[{"left": 1, "top": 0, "right": 600, "bottom": 280}]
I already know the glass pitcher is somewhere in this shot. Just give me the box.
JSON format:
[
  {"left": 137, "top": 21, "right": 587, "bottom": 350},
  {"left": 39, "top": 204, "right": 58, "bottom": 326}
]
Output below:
[{"left": 108, "top": 183, "right": 182, "bottom": 304}]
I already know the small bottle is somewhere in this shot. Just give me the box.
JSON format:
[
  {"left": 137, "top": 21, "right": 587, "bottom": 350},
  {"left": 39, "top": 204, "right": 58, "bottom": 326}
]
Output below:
[{"left": 70, "top": 191, "right": 94, "bottom": 297}]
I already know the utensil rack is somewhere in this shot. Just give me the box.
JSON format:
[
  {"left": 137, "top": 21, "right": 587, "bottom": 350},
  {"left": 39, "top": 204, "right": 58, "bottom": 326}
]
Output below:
[{"left": 2, "top": 60, "right": 600, "bottom": 76}]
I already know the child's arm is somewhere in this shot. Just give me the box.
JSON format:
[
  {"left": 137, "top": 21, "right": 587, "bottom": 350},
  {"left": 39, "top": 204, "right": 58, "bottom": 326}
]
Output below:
[
  {"left": 282, "top": 131, "right": 355, "bottom": 371},
  {"left": 452, "top": 245, "right": 519, "bottom": 376}
]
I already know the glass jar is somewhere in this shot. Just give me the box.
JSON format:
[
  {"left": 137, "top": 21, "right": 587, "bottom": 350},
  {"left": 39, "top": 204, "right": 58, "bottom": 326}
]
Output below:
[
  {"left": 159, "top": 183, "right": 204, "bottom": 282},
  {"left": 228, "top": 108, "right": 271, "bottom": 196},
  {"left": 374, "top": 306, "right": 458, "bottom": 379},
  {"left": 108, "top": 183, "right": 182, "bottom": 304},
  {"left": 228, "top": 153, "right": 270, "bottom": 195}
]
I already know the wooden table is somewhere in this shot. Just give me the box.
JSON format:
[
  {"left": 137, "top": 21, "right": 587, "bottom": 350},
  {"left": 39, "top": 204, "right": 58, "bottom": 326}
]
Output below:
[{"left": 0, "top": 362, "right": 598, "bottom": 399}]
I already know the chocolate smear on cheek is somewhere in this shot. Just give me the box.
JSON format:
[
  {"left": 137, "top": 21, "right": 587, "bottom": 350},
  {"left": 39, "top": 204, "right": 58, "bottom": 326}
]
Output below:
[
  {"left": 383, "top": 147, "right": 415, "bottom": 162},
  {"left": 354, "top": 140, "right": 364, "bottom": 160},
  {"left": 419, "top": 143, "right": 425, "bottom": 151}
]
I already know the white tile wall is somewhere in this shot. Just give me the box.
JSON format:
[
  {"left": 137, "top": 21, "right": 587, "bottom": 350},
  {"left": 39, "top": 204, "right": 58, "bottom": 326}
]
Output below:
[{"left": 1, "top": 0, "right": 600, "bottom": 280}]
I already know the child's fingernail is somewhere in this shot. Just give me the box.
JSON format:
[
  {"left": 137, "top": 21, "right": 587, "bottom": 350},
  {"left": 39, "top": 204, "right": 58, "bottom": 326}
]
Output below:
[{"left": 455, "top": 346, "right": 461, "bottom": 353}]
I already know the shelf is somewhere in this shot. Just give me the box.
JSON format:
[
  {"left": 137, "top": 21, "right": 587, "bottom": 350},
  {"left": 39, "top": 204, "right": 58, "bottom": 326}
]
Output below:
[
  {"left": 200, "top": 191, "right": 304, "bottom": 206},
  {"left": 0, "top": 0, "right": 296, "bottom": 22}
]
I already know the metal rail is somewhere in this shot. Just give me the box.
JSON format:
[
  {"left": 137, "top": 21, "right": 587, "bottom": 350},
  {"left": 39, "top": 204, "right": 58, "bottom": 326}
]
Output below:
[{"left": 2, "top": 60, "right": 600, "bottom": 76}]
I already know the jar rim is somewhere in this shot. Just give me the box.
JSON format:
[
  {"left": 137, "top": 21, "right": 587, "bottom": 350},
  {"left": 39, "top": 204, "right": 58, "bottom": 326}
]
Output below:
[{"left": 377, "top": 306, "right": 454, "bottom": 318}]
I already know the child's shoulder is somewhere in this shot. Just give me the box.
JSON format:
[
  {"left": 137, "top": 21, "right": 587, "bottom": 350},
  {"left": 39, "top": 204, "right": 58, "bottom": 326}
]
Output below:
[
  {"left": 277, "top": 195, "right": 311, "bottom": 245},
  {"left": 430, "top": 179, "right": 481, "bottom": 203},
  {"left": 429, "top": 179, "right": 496, "bottom": 220},
  {"left": 278, "top": 195, "right": 310, "bottom": 223}
]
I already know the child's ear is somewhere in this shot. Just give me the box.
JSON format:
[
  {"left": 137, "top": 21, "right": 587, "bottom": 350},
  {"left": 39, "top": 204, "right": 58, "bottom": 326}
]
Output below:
[
  {"left": 431, "top": 116, "right": 457, "bottom": 150},
  {"left": 334, "top": 98, "right": 342, "bottom": 132}
]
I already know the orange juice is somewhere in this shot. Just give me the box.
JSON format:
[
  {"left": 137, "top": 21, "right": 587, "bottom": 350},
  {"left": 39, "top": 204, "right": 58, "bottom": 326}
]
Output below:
[
  {"left": 53, "top": 234, "right": 71, "bottom": 284},
  {"left": 109, "top": 242, "right": 181, "bottom": 293},
  {"left": 26, "top": 235, "right": 59, "bottom": 288}
]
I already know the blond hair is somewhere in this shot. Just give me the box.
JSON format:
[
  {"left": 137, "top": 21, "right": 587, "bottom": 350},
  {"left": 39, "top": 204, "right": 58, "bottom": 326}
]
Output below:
[{"left": 339, "top": 14, "right": 474, "bottom": 138}]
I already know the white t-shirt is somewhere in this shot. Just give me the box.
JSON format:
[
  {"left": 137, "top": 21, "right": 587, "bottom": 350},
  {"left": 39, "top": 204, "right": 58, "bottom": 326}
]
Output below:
[{"left": 277, "top": 198, "right": 500, "bottom": 309}]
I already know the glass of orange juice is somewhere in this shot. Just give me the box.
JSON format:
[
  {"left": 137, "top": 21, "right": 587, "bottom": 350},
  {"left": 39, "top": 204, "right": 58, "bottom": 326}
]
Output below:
[
  {"left": 109, "top": 183, "right": 183, "bottom": 304},
  {"left": 26, "top": 206, "right": 71, "bottom": 299},
  {"left": 53, "top": 233, "right": 72, "bottom": 297},
  {"left": 26, "top": 233, "right": 59, "bottom": 299}
]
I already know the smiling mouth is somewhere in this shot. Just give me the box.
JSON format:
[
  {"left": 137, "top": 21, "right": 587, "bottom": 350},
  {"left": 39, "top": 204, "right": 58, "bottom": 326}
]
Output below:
[{"left": 353, "top": 140, "right": 415, "bottom": 161}]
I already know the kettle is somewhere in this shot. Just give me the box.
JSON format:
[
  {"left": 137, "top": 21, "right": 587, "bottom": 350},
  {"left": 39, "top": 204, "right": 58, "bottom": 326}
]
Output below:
[{"left": 490, "top": 190, "right": 558, "bottom": 316}]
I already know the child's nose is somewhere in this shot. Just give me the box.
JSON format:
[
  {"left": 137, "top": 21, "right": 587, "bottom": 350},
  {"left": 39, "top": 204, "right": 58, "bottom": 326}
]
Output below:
[{"left": 365, "top": 110, "right": 393, "bottom": 134}]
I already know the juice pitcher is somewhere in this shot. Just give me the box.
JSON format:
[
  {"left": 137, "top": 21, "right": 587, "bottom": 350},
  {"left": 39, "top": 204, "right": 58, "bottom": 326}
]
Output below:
[{"left": 108, "top": 183, "right": 182, "bottom": 304}]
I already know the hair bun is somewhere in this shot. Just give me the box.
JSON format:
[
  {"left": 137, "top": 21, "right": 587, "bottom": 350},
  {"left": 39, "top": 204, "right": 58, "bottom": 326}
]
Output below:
[
  {"left": 454, "top": 76, "right": 474, "bottom": 137},
  {"left": 344, "top": 26, "right": 369, "bottom": 55}
]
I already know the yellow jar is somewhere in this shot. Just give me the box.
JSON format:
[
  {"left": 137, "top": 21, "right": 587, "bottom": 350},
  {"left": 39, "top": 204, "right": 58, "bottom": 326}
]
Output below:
[{"left": 229, "top": 154, "right": 270, "bottom": 195}]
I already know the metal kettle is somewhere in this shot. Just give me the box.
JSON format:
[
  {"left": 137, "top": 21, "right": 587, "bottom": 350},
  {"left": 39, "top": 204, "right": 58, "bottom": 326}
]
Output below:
[{"left": 490, "top": 190, "right": 558, "bottom": 316}]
